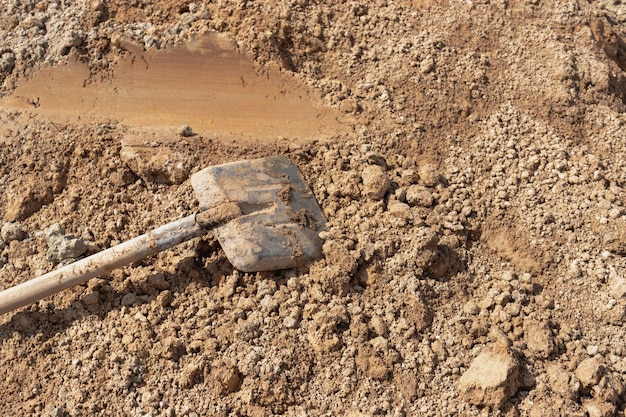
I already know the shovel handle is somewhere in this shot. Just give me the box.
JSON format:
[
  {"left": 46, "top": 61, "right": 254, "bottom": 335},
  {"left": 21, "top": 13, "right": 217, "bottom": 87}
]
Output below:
[{"left": 0, "top": 202, "right": 241, "bottom": 315}]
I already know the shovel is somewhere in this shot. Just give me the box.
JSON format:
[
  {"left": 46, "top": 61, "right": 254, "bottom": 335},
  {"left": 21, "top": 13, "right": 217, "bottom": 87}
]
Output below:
[{"left": 0, "top": 156, "right": 326, "bottom": 315}]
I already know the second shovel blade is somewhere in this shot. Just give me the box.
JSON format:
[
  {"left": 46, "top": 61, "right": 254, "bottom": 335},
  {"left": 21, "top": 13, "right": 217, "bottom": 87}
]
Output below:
[{"left": 190, "top": 156, "right": 326, "bottom": 272}]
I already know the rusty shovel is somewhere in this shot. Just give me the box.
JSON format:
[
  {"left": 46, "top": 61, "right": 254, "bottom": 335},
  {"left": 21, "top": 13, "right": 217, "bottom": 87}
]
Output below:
[{"left": 0, "top": 156, "right": 326, "bottom": 315}]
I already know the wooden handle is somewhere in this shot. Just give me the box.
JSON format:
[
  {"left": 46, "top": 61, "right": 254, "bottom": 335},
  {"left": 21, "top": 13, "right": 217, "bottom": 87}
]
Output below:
[{"left": 0, "top": 202, "right": 242, "bottom": 315}]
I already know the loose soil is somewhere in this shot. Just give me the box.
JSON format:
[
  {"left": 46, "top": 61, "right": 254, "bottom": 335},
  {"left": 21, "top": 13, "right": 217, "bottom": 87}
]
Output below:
[{"left": 1, "top": 0, "right": 626, "bottom": 416}]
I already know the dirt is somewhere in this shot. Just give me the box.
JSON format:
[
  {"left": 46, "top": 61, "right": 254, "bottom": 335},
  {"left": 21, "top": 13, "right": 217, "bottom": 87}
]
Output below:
[{"left": 1, "top": 0, "right": 626, "bottom": 416}]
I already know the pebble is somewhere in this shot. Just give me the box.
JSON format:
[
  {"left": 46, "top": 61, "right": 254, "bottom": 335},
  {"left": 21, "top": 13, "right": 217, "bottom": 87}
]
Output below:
[
  {"left": 457, "top": 345, "right": 520, "bottom": 409},
  {"left": 419, "top": 55, "right": 435, "bottom": 74},
  {"left": 121, "top": 292, "right": 137, "bottom": 306},
  {"left": 0, "top": 222, "right": 25, "bottom": 242},
  {"left": 82, "top": 291, "right": 99, "bottom": 306},
  {"left": 608, "top": 274, "right": 626, "bottom": 299},
  {"left": 406, "top": 185, "right": 434, "bottom": 207},
  {"left": 463, "top": 300, "right": 480, "bottom": 315},
  {"left": 44, "top": 223, "right": 65, "bottom": 238},
  {"left": 177, "top": 125, "right": 193, "bottom": 137},
  {"left": 283, "top": 316, "right": 298, "bottom": 329},
  {"left": 361, "top": 165, "right": 391, "bottom": 200}
]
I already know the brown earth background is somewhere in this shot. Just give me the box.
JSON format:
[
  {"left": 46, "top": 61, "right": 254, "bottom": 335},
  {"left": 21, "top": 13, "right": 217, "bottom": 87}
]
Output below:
[{"left": 1, "top": 0, "right": 626, "bottom": 416}]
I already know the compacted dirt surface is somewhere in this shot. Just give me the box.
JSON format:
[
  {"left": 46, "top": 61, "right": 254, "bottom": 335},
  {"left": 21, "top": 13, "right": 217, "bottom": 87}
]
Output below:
[{"left": 2, "top": 0, "right": 626, "bottom": 416}]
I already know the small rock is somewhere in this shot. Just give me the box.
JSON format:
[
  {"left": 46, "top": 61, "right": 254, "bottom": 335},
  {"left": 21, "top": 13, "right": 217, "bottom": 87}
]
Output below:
[
  {"left": 121, "top": 292, "right": 137, "bottom": 306},
  {"left": 1, "top": 222, "right": 25, "bottom": 242},
  {"left": 361, "top": 165, "right": 391, "bottom": 200},
  {"left": 0, "top": 52, "right": 16, "bottom": 74},
  {"left": 406, "top": 185, "right": 434, "bottom": 207},
  {"left": 370, "top": 336, "right": 389, "bottom": 351},
  {"left": 163, "top": 336, "right": 186, "bottom": 360},
  {"left": 608, "top": 275, "right": 626, "bottom": 299},
  {"left": 457, "top": 345, "right": 520, "bottom": 409},
  {"left": 90, "top": 0, "right": 105, "bottom": 12},
  {"left": 49, "top": 407, "right": 65, "bottom": 417},
  {"left": 157, "top": 290, "right": 173, "bottom": 307},
  {"left": 46, "top": 233, "right": 87, "bottom": 263},
  {"left": 463, "top": 300, "right": 480, "bottom": 315},
  {"left": 177, "top": 125, "right": 193, "bottom": 137},
  {"left": 283, "top": 316, "right": 298, "bottom": 329},
  {"left": 44, "top": 223, "right": 65, "bottom": 238},
  {"left": 587, "top": 345, "right": 600, "bottom": 356},
  {"left": 419, "top": 56, "right": 435, "bottom": 74},
  {"left": 59, "top": 31, "right": 83, "bottom": 55},
  {"left": 523, "top": 319, "right": 555, "bottom": 358},
  {"left": 575, "top": 357, "right": 603, "bottom": 389}
]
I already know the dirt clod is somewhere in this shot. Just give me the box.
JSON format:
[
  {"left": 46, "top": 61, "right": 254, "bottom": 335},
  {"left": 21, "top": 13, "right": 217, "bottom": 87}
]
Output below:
[{"left": 457, "top": 345, "right": 520, "bottom": 409}]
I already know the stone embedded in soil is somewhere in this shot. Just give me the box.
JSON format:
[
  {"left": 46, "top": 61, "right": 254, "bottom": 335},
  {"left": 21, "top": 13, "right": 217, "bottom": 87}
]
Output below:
[
  {"left": 406, "top": 185, "right": 434, "bottom": 207},
  {"left": 608, "top": 274, "right": 626, "bottom": 299},
  {"left": 457, "top": 345, "right": 520, "bottom": 409},
  {"left": 120, "top": 292, "right": 137, "bottom": 306},
  {"left": 44, "top": 223, "right": 65, "bottom": 238},
  {"left": 0, "top": 52, "right": 16, "bottom": 74},
  {"left": 575, "top": 357, "right": 603, "bottom": 389},
  {"left": 0, "top": 222, "right": 25, "bottom": 242},
  {"left": 361, "top": 165, "right": 391, "bottom": 200},
  {"left": 46, "top": 233, "right": 87, "bottom": 263},
  {"left": 81, "top": 290, "right": 99, "bottom": 306},
  {"left": 177, "top": 124, "right": 193, "bottom": 137}
]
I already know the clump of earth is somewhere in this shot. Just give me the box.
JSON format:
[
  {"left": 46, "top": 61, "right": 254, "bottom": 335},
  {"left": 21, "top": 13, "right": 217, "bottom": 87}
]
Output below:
[{"left": 2, "top": 1, "right": 626, "bottom": 416}]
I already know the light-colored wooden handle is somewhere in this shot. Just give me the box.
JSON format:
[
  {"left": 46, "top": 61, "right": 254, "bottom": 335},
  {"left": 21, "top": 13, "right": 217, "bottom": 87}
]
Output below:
[{"left": 0, "top": 202, "right": 241, "bottom": 315}]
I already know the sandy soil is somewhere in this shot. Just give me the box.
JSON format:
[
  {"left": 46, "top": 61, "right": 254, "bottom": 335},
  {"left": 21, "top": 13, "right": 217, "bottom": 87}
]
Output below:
[{"left": 1, "top": 0, "right": 626, "bottom": 416}]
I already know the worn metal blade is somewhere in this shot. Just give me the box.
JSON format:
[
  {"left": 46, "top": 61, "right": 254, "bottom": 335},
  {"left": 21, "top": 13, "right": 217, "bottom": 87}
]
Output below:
[{"left": 191, "top": 156, "right": 326, "bottom": 271}]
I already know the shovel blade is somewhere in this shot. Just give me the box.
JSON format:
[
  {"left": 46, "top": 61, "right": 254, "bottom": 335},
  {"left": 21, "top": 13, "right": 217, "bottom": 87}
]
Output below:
[{"left": 191, "top": 156, "right": 326, "bottom": 271}]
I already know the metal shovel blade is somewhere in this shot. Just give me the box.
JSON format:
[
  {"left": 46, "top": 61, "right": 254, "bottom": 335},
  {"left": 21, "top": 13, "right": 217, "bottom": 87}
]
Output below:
[{"left": 191, "top": 156, "right": 326, "bottom": 272}]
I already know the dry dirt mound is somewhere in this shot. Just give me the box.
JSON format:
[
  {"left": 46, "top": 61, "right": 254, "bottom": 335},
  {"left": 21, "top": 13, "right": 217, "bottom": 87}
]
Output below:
[{"left": 1, "top": 1, "right": 626, "bottom": 416}]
